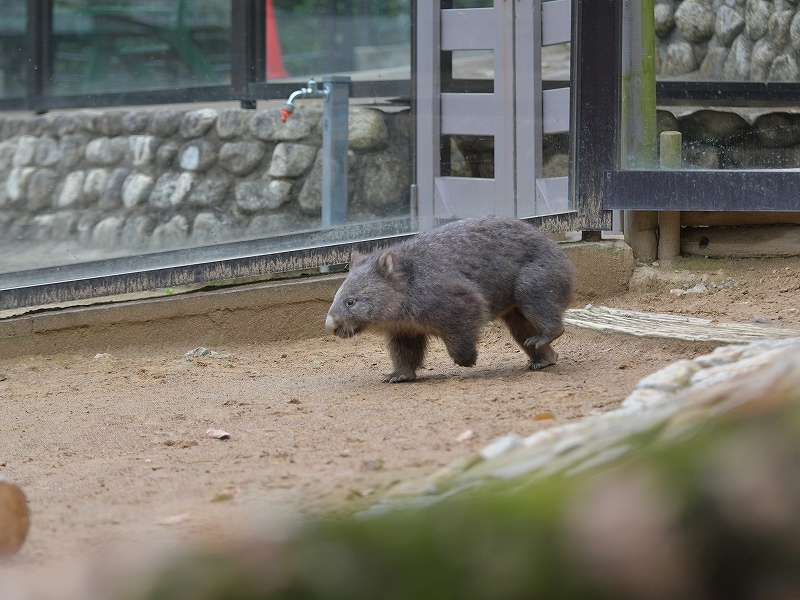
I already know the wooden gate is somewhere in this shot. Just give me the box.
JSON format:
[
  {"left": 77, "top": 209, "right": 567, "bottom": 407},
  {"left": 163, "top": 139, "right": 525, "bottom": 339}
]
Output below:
[{"left": 415, "top": 0, "right": 573, "bottom": 224}]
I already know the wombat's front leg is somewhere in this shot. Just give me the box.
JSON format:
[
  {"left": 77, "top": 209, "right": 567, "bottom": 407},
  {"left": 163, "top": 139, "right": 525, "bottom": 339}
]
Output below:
[{"left": 384, "top": 332, "right": 428, "bottom": 383}]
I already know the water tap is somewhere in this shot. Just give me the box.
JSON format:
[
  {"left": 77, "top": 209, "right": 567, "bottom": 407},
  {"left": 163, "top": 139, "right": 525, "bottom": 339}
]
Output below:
[{"left": 281, "top": 78, "right": 330, "bottom": 122}]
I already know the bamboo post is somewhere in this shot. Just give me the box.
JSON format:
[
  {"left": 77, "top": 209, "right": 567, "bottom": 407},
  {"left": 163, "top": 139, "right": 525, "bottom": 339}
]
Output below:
[
  {"left": 621, "top": 0, "right": 658, "bottom": 263},
  {"left": 658, "top": 131, "right": 682, "bottom": 262}
]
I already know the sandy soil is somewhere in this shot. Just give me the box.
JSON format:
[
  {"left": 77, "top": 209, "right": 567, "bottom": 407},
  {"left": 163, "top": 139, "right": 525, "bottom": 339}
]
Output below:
[{"left": 1, "top": 254, "right": 799, "bottom": 590}]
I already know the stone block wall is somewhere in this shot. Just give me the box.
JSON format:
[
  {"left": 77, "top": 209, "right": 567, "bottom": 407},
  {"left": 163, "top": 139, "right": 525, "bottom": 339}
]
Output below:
[
  {"left": 0, "top": 105, "right": 411, "bottom": 256},
  {"left": 657, "top": 0, "right": 800, "bottom": 80}
]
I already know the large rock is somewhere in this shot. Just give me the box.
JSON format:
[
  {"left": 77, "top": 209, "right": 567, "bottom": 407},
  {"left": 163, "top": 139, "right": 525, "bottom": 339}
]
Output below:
[
  {"left": 769, "top": 53, "right": 800, "bottom": 80},
  {"left": 192, "top": 212, "right": 233, "bottom": 242},
  {"left": 791, "top": 11, "right": 800, "bottom": 54},
  {"left": 59, "top": 134, "right": 88, "bottom": 169},
  {"left": 76, "top": 211, "right": 102, "bottom": 245},
  {"left": 683, "top": 142, "right": 721, "bottom": 168},
  {"left": 0, "top": 139, "right": 17, "bottom": 171},
  {"left": 56, "top": 170, "right": 85, "bottom": 208},
  {"left": 250, "top": 107, "right": 319, "bottom": 141},
  {"left": 235, "top": 179, "right": 293, "bottom": 212},
  {"left": 188, "top": 177, "right": 231, "bottom": 206},
  {"left": 218, "top": 141, "right": 267, "bottom": 176},
  {"left": 179, "top": 140, "right": 217, "bottom": 172},
  {"left": 749, "top": 37, "right": 778, "bottom": 80},
  {"left": 753, "top": 113, "right": 800, "bottom": 147},
  {"left": 349, "top": 108, "right": 389, "bottom": 151},
  {"left": 98, "top": 167, "right": 130, "bottom": 209},
  {"left": 5, "top": 167, "right": 35, "bottom": 204},
  {"left": 82, "top": 168, "right": 109, "bottom": 203},
  {"left": 85, "top": 136, "right": 127, "bottom": 166},
  {"left": 155, "top": 142, "right": 179, "bottom": 169},
  {"left": 149, "top": 172, "right": 195, "bottom": 208},
  {"left": 699, "top": 46, "right": 728, "bottom": 78},
  {"left": 34, "top": 137, "right": 62, "bottom": 167},
  {"left": 674, "top": 0, "right": 715, "bottom": 43},
  {"left": 121, "top": 172, "right": 155, "bottom": 208},
  {"left": 359, "top": 150, "right": 411, "bottom": 212},
  {"left": 723, "top": 34, "right": 753, "bottom": 79},
  {"left": 267, "top": 143, "right": 316, "bottom": 178},
  {"left": 120, "top": 214, "right": 156, "bottom": 248},
  {"left": 216, "top": 108, "right": 253, "bottom": 139},
  {"left": 716, "top": 6, "right": 746, "bottom": 47},
  {"left": 93, "top": 111, "right": 124, "bottom": 137},
  {"left": 179, "top": 108, "right": 218, "bottom": 139},
  {"left": 662, "top": 41, "right": 698, "bottom": 75},
  {"left": 768, "top": 9, "right": 793, "bottom": 46},
  {"left": 151, "top": 214, "right": 189, "bottom": 249},
  {"left": 121, "top": 109, "right": 151, "bottom": 134},
  {"left": 128, "top": 135, "right": 159, "bottom": 168},
  {"left": 91, "top": 215, "right": 125, "bottom": 247},
  {"left": 12, "top": 135, "right": 37, "bottom": 167},
  {"left": 148, "top": 109, "right": 184, "bottom": 137},
  {"left": 679, "top": 109, "right": 750, "bottom": 143},
  {"left": 31, "top": 211, "right": 78, "bottom": 241},
  {"left": 298, "top": 148, "right": 357, "bottom": 214},
  {"left": 745, "top": 0, "right": 771, "bottom": 40},
  {"left": 27, "top": 168, "right": 59, "bottom": 210},
  {"left": 654, "top": 3, "right": 675, "bottom": 38}
]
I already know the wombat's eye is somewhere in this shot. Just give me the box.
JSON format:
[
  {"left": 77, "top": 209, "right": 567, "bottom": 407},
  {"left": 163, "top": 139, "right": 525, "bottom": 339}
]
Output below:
[{"left": 346, "top": 298, "right": 356, "bottom": 307}]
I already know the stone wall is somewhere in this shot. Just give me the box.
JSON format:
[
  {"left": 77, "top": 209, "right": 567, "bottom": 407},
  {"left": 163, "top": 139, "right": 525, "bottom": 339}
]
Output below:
[
  {"left": 0, "top": 105, "right": 411, "bottom": 256},
  {"left": 657, "top": 0, "right": 800, "bottom": 80}
]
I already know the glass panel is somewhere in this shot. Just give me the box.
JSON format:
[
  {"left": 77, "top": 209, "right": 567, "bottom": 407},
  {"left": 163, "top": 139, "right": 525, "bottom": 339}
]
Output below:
[
  {"left": 449, "top": 135, "right": 494, "bottom": 177},
  {"left": 622, "top": 0, "right": 800, "bottom": 171},
  {"left": 0, "top": 0, "right": 26, "bottom": 99},
  {"left": 451, "top": 50, "right": 493, "bottom": 80},
  {"left": 51, "top": 0, "right": 231, "bottom": 95},
  {"left": 271, "top": 1, "right": 410, "bottom": 82}
]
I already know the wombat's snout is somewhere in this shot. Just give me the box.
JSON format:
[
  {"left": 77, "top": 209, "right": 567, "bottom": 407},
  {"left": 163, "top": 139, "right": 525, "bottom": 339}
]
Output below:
[{"left": 325, "top": 314, "right": 336, "bottom": 332}]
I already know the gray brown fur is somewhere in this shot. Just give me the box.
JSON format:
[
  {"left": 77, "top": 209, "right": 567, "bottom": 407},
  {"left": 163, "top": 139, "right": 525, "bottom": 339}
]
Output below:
[{"left": 325, "top": 216, "right": 576, "bottom": 382}]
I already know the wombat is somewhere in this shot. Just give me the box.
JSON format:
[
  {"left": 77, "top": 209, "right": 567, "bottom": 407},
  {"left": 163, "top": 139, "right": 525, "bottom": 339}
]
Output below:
[{"left": 325, "top": 216, "right": 576, "bottom": 382}]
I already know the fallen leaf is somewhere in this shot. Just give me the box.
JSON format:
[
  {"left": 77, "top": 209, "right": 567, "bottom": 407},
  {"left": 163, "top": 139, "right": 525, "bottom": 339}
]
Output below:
[
  {"left": 532, "top": 412, "right": 557, "bottom": 421},
  {"left": 456, "top": 429, "right": 474, "bottom": 442},
  {"left": 206, "top": 428, "right": 231, "bottom": 440}
]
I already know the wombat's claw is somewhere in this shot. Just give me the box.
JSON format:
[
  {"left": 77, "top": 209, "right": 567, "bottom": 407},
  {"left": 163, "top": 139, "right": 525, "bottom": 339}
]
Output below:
[{"left": 382, "top": 371, "right": 416, "bottom": 383}]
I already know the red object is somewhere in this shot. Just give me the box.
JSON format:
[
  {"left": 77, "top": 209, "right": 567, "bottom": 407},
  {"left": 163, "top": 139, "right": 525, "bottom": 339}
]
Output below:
[
  {"left": 280, "top": 106, "right": 293, "bottom": 122},
  {"left": 266, "top": 0, "right": 288, "bottom": 78}
]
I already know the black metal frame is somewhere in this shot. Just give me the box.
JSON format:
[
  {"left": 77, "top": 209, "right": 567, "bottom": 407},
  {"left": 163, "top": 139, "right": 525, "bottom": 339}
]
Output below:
[
  {"left": 576, "top": 0, "right": 800, "bottom": 213},
  {"left": 1, "top": 0, "right": 411, "bottom": 112}
]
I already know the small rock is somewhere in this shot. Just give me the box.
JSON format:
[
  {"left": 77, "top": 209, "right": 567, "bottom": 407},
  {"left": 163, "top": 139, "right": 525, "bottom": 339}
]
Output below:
[
  {"left": 121, "top": 173, "right": 155, "bottom": 208},
  {"left": 180, "top": 108, "right": 218, "bottom": 139},
  {"left": 456, "top": 430, "right": 475, "bottom": 442},
  {"left": 267, "top": 143, "right": 316, "bottom": 178},
  {"left": 753, "top": 316, "right": 772, "bottom": 324},
  {"left": 480, "top": 433, "right": 524, "bottom": 461},
  {"left": 685, "top": 282, "right": 709, "bottom": 295},
  {"left": 206, "top": 428, "right": 231, "bottom": 440}
]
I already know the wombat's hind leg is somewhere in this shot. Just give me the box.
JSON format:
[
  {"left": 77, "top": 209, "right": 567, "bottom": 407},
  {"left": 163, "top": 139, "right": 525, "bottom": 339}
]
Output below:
[
  {"left": 383, "top": 332, "right": 428, "bottom": 383},
  {"left": 514, "top": 265, "right": 569, "bottom": 350},
  {"left": 441, "top": 330, "right": 480, "bottom": 368},
  {"left": 502, "top": 308, "right": 559, "bottom": 370}
]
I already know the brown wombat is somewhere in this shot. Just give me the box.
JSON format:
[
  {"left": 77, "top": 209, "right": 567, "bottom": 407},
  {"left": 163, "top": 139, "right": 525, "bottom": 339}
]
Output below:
[{"left": 325, "top": 216, "right": 576, "bottom": 382}]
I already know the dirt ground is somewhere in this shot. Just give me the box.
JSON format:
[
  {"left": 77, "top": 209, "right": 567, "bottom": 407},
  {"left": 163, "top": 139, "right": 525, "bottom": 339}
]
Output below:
[{"left": 1, "top": 254, "right": 799, "bottom": 593}]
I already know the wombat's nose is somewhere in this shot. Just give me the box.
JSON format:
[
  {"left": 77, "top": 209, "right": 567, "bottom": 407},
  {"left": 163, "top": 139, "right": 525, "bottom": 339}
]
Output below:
[{"left": 325, "top": 314, "right": 336, "bottom": 332}]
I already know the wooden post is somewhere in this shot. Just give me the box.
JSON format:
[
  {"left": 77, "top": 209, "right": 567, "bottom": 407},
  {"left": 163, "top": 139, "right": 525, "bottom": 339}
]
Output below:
[
  {"left": 621, "top": 0, "right": 658, "bottom": 263},
  {"left": 658, "top": 131, "right": 682, "bottom": 262}
]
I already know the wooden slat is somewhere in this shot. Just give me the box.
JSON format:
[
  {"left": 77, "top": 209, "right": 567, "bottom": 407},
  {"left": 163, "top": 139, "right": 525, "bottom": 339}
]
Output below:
[
  {"left": 542, "top": 87, "right": 570, "bottom": 134},
  {"left": 542, "top": 0, "right": 571, "bottom": 46},
  {"left": 441, "top": 93, "right": 496, "bottom": 135},
  {"left": 441, "top": 8, "right": 495, "bottom": 51},
  {"left": 434, "top": 176, "right": 496, "bottom": 219}
]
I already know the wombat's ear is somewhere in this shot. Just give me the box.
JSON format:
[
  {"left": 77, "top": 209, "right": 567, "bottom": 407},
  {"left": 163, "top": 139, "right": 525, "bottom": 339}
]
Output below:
[
  {"left": 350, "top": 250, "right": 367, "bottom": 268},
  {"left": 375, "top": 251, "right": 396, "bottom": 279}
]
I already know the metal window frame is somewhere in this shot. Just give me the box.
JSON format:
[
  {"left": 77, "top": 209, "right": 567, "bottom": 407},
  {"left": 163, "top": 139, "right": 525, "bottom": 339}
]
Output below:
[
  {"left": 577, "top": 0, "right": 800, "bottom": 213},
  {"left": 0, "top": 0, "right": 412, "bottom": 111}
]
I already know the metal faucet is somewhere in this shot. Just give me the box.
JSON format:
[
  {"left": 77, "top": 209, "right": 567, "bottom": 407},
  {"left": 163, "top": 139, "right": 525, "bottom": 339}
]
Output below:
[
  {"left": 280, "top": 75, "right": 351, "bottom": 228},
  {"left": 281, "top": 79, "right": 330, "bottom": 122}
]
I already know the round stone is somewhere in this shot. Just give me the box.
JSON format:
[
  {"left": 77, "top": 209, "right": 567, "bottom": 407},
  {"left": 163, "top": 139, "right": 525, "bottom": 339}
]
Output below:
[
  {"left": 267, "top": 143, "right": 316, "bottom": 178},
  {"left": 716, "top": 6, "right": 746, "bottom": 47},
  {"left": 56, "top": 170, "right": 86, "bottom": 208},
  {"left": 348, "top": 108, "right": 389, "bottom": 151},
  {"left": 661, "top": 42, "right": 698, "bottom": 76},
  {"left": 179, "top": 108, "right": 218, "bottom": 139},
  {"left": 121, "top": 172, "right": 155, "bottom": 208},
  {"left": 218, "top": 141, "right": 267, "bottom": 176},
  {"left": 28, "top": 168, "right": 59, "bottom": 210},
  {"left": 674, "top": 0, "right": 715, "bottom": 43}
]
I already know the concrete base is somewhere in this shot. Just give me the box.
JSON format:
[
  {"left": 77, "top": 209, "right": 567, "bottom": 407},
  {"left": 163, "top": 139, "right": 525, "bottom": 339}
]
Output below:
[{"left": 0, "top": 241, "right": 634, "bottom": 359}]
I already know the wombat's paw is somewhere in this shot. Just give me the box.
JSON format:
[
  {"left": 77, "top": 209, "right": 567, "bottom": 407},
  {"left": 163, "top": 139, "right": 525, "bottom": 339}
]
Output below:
[
  {"left": 528, "top": 350, "right": 558, "bottom": 371},
  {"left": 382, "top": 370, "right": 417, "bottom": 383}
]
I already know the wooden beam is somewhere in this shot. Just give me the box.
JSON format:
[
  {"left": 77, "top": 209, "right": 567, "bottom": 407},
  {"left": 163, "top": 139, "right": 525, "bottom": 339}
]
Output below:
[{"left": 681, "top": 225, "right": 800, "bottom": 257}]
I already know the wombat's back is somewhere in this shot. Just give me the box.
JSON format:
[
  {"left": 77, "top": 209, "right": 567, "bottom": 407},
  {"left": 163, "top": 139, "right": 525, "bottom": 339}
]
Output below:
[{"left": 398, "top": 217, "right": 574, "bottom": 315}]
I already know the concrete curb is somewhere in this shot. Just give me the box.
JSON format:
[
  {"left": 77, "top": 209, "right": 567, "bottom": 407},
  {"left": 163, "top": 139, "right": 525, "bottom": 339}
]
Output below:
[{"left": 0, "top": 241, "right": 634, "bottom": 359}]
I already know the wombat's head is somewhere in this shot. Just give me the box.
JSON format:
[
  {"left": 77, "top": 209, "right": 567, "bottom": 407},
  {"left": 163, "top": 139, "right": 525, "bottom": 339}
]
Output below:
[{"left": 325, "top": 250, "right": 405, "bottom": 338}]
